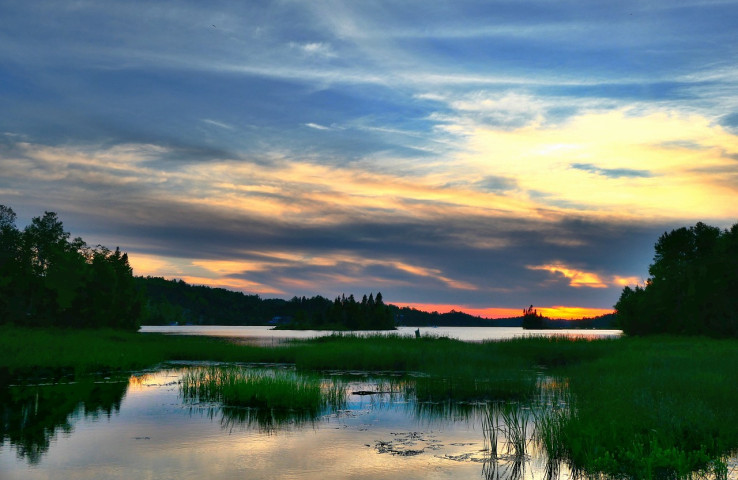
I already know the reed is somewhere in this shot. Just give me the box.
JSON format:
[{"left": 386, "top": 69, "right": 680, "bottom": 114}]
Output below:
[
  {"left": 500, "top": 401, "right": 529, "bottom": 457},
  {"left": 179, "top": 367, "right": 344, "bottom": 412},
  {"left": 482, "top": 401, "right": 501, "bottom": 457}
]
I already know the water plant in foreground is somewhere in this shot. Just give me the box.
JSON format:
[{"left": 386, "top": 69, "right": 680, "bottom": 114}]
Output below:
[{"left": 180, "top": 366, "right": 346, "bottom": 412}]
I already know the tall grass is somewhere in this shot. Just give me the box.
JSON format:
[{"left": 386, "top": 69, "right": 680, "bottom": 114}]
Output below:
[
  {"left": 555, "top": 336, "right": 738, "bottom": 479},
  {"left": 180, "top": 366, "right": 346, "bottom": 411}
]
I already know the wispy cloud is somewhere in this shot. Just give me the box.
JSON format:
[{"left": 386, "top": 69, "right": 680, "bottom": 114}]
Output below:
[
  {"left": 570, "top": 163, "right": 653, "bottom": 179},
  {"left": 202, "top": 119, "right": 235, "bottom": 130},
  {"left": 304, "top": 122, "right": 332, "bottom": 130}
]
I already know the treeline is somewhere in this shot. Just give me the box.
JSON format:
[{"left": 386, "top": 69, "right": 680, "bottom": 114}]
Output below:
[
  {"left": 615, "top": 222, "right": 738, "bottom": 336},
  {"left": 0, "top": 206, "right": 142, "bottom": 330},
  {"left": 141, "top": 277, "right": 395, "bottom": 330},
  {"left": 280, "top": 293, "right": 394, "bottom": 330},
  {"left": 139, "top": 276, "right": 269, "bottom": 325},
  {"left": 139, "top": 276, "right": 339, "bottom": 326}
]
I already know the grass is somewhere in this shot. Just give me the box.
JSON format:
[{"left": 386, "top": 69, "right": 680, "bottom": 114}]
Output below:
[
  {"left": 180, "top": 367, "right": 332, "bottom": 410},
  {"left": 0, "top": 325, "right": 298, "bottom": 381},
  {"left": 3, "top": 326, "right": 738, "bottom": 479},
  {"left": 179, "top": 366, "right": 348, "bottom": 432},
  {"left": 557, "top": 336, "right": 738, "bottom": 479}
]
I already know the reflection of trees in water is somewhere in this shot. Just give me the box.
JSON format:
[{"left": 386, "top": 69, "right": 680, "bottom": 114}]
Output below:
[
  {"left": 221, "top": 405, "right": 322, "bottom": 434},
  {"left": 190, "top": 404, "right": 324, "bottom": 434},
  {"left": 0, "top": 380, "right": 127, "bottom": 464}
]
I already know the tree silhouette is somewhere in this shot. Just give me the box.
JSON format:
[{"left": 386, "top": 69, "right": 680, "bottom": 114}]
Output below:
[
  {"left": 615, "top": 222, "right": 738, "bottom": 336},
  {"left": 0, "top": 205, "right": 143, "bottom": 329}
]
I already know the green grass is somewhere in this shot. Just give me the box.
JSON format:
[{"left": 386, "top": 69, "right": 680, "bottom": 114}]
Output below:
[
  {"left": 0, "top": 326, "right": 297, "bottom": 381},
  {"left": 557, "top": 336, "right": 738, "bottom": 479},
  {"left": 180, "top": 367, "right": 329, "bottom": 410}
]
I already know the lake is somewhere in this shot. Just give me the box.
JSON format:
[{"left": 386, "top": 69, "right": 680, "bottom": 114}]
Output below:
[{"left": 139, "top": 325, "right": 624, "bottom": 345}]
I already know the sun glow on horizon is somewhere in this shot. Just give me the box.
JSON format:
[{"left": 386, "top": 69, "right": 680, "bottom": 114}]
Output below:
[{"left": 392, "top": 303, "right": 613, "bottom": 320}]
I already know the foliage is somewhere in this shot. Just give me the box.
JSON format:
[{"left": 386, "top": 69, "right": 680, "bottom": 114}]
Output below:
[
  {"left": 0, "top": 205, "right": 143, "bottom": 329},
  {"left": 137, "top": 276, "right": 272, "bottom": 325},
  {"left": 615, "top": 221, "right": 738, "bottom": 336}
]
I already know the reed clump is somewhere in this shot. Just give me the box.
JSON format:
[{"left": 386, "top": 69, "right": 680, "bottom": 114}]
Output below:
[{"left": 180, "top": 367, "right": 342, "bottom": 412}]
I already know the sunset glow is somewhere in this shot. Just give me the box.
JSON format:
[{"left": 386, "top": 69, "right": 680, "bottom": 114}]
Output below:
[{"left": 3, "top": 1, "right": 737, "bottom": 318}]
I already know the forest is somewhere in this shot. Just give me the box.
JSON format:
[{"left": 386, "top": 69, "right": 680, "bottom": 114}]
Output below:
[{"left": 0, "top": 206, "right": 141, "bottom": 330}]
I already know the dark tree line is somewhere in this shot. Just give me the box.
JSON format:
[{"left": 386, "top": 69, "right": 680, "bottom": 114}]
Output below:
[
  {"left": 0, "top": 206, "right": 142, "bottom": 329},
  {"left": 615, "top": 222, "right": 738, "bottom": 336},
  {"left": 138, "top": 277, "right": 396, "bottom": 330},
  {"left": 281, "top": 292, "right": 395, "bottom": 330}
]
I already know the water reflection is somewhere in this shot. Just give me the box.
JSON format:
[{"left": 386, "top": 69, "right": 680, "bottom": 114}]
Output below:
[
  {"left": 1, "top": 366, "right": 735, "bottom": 480},
  {"left": 0, "top": 380, "right": 127, "bottom": 464}
]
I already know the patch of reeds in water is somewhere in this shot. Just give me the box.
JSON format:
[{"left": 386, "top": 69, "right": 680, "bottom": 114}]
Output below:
[
  {"left": 180, "top": 366, "right": 346, "bottom": 412},
  {"left": 482, "top": 401, "right": 531, "bottom": 459}
]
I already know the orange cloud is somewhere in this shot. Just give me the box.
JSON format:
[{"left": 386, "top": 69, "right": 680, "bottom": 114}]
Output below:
[
  {"left": 528, "top": 263, "right": 608, "bottom": 288},
  {"left": 613, "top": 275, "right": 642, "bottom": 287},
  {"left": 177, "top": 276, "right": 284, "bottom": 296}
]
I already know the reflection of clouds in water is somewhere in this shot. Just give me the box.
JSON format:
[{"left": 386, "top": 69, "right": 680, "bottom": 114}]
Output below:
[{"left": 4, "top": 366, "right": 732, "bottom": 480}]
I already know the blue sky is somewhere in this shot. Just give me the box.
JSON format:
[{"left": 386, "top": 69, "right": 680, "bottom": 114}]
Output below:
[{"left": 2, "top": 0, "right": 737, "bottom": 317}]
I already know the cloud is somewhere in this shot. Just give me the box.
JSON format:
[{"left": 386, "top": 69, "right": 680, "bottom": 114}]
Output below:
[
  {"left": 474, "top": 175, "right": 519, "bottom": 192},
  {"left": 304, "top": 123, "right": 332, "bottom": 130},
  {"left": 4, "top": 1, "right": 738, "bottom": 314},
  {"left": 528, "top": 263, "right": 609, "bottom": 289},
  {"left": 202, "top": 119, "right": 235, "bottom": 130},
  {"left": 570, "top": 162, "right": 653, "bottom": 178},
  {"left": 290, "top": 42, "right": 336, "bottom": 58}
]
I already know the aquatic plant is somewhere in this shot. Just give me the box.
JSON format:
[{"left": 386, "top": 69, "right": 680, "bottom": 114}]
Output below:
[
  {"left": 500, "top": 401, "right": 529, "bottom": 457},
  {"left": 180, "top": 367, "right": 343, "bottom": 412},
  {"left": 482, "top": 401, "right": 501, "bottom": 457}
]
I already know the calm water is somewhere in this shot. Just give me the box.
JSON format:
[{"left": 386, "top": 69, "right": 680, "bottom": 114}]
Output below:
[
  {"left": 139, "top": 325, "right": 623, "bottom": 345},
  {"left": 2, "top": 364, "right": 736, "bottom": 479},
  {"left": 1, "top": 366, "right": 573, "bottom": 480}
]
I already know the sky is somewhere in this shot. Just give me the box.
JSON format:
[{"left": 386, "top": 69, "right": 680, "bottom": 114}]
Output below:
[{"left": 2, "top": 1, "right": 737, "bottom": 319}]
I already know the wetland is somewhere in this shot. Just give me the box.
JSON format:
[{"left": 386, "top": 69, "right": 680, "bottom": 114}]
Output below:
[{"left": 1, "top": 327, "right": 738, "bottom": 479}]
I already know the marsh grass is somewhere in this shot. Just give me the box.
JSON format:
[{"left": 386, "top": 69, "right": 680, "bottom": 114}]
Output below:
[
  {"left": 0, "top": 326, "right": 295, "bottom": 382},
  {"left": 558, "top": 336, "right": 738, "bottom": 479},
  {"left": 179, "top": 367, "right": 347, "bottom": 412},
  {"left": 482, "top": 401, "right": 501, "bottom": 457}
]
